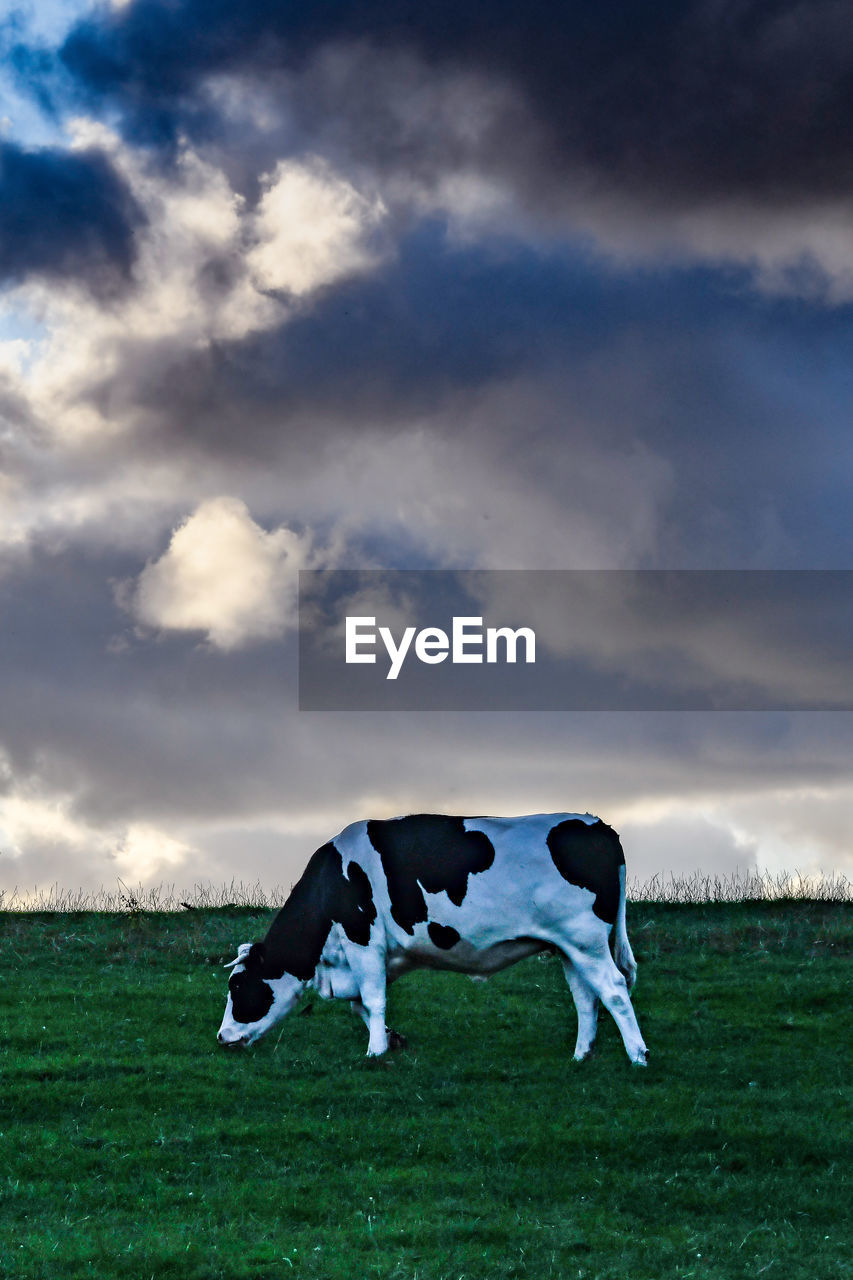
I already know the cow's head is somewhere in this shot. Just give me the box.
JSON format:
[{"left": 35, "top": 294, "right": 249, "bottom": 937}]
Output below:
[{"left": 217, "top": 941, "right": 304, "bottom": 1047}]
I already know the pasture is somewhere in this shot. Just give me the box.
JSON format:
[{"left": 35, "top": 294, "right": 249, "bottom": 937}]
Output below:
[{"left": 0, "top": 900, "right": 850, "bottom": 1279}]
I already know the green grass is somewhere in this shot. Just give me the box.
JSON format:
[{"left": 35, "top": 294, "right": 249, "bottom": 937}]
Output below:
[{"left": 0, "top": 902, "right": 850, "bottom": 1279}]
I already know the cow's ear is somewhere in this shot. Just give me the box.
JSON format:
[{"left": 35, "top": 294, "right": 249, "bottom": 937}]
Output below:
[
  {"left": 246, "top": 942, "right": 266, "bottom": 972},
  {"left": 224, "top": 941, "right": 254, "bottom": 969}
]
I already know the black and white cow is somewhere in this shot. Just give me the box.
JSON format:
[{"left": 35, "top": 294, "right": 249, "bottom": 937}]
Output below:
[{"left": 217, "top": 812, "right": 648, "bottom": 1064}]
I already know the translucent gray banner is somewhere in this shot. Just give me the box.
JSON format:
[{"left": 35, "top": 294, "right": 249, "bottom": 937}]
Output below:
[{"left": 298, "top": 570, "right": 853, "bottom": 711}]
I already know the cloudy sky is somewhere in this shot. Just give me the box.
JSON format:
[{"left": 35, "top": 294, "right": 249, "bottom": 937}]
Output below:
[{"left": 1, "top": 0, "right": 852, "bottom": 897}]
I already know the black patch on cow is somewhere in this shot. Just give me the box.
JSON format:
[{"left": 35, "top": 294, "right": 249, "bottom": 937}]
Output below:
[
  {"left": 337, "top": 861, "right": 375, "bottom": 945},
  {"left": 228, "top": 967, "right": 274, "bottom": 1025},
  {"left": 257, "top": 844, "right": 377, "bottom": 982},
  {"left": 367, "top": 815, "right": 495, "bottom": 934},
  {"left": 427, "top": 922, "right": 461, "bottom": 949},
  {"left": 546, "top": 819, "right": 624, "bottom": 924}
]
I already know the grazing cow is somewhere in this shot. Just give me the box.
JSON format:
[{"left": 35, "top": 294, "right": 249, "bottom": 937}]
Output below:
[{"left": 217, "top": 813, "right": 648, "bottom": 1064}]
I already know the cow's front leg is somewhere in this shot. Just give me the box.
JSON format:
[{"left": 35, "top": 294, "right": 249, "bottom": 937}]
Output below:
[
  {"left": 364, "top": 988, "right": 388, "bottom": 1056},
  {"left": 350, "top": 999, "right": 408, "bottom": 1051},
  {"left": 343, "top": 944, "right": 390, "bottom": 1056}
]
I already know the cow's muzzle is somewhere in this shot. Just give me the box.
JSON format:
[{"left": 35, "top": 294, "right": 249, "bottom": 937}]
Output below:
[{"left": 217, "top": 1031, "right": 248, "bottom": 1048}]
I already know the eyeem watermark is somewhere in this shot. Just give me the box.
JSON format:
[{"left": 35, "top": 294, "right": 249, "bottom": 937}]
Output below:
[
  {"left": 346, "top": 615, "right": 536, "bottom": 680},
  {"left": 299, "top": 568, "right": 853, "bottom": 711}
]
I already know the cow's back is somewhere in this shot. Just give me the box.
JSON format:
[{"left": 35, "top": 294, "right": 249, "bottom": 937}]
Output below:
[{"left": 332, "top": 812, "right": 624, "bottom": 953}]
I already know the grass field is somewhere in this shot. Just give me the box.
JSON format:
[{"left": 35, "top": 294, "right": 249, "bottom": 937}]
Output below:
[{"left": 0, "top": 900, "right": 850, "bottom": 1280}]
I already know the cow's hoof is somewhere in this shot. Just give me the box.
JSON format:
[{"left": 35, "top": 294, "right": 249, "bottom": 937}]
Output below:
[
  {"left": 388, "top": 1029, "right": 408, "bottom": 1051},
  {"left": 631, "top": 1049, "right": 649, "bottom": 1067},
  {"left": 573, "top": 1048, "right": 595, "bottom": 1063}
]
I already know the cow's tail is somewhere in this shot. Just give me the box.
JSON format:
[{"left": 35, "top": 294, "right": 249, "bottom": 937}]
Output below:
[{"left": 613, "top": 863, "right": 637, "bottom": 990}]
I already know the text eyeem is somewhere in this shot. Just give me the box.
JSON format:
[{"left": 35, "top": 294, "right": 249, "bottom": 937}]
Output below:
[{"left": 345, "top": 616, "right": 536, "bottom": 680}]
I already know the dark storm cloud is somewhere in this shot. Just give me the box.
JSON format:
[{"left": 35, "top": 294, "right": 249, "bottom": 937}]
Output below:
[
  {"left": 58, "top": 0, "right": 853, "bottom": 204},
  {"left": 133, "top": 225, "right": 624, "bottom": 454},
  {"left": 119, "top": 222, "right": 766, "bottom": 461},
  {"left": 71, "top": 217, "right": 847, "bottom": 570},
  {"left": 0, "top": 140, "right": 144, "bottom": 291}
]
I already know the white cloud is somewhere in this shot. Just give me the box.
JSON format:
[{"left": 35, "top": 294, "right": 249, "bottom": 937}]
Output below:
[
  {"left": 0, "top": 789, "right": 97, "bottom": 857},
  {"left": 132, "top": 495, "right": 314, "bottom": 648},
  {"left": 1, "top": 127, "right": 275, "bottom": 448},
  {"left": 113, "top": 823, "right": 195, "bottom": 880},
  {"left": 248, "top": 157, "right": 387, "bottom": 296},
  {"left": 721, "top": 785, "right": 853, "bottom": 879},
  {"left": 616, "top": 786, "right": 853, "bottom": 883},
  {"left": 0, "top": 786, "right": 196, "bottom": 896},
  {"left": 0, "top": 127, "right": 389, "bottom": 454}
]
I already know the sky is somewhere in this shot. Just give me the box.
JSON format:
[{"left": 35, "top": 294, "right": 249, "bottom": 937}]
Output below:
[{"left": 1, "top": 0, "right": 852, "bottom": 898}]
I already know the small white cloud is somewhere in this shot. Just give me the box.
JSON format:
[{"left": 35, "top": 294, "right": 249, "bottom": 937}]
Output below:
[
  {"left": 248, "top": 157, "right": 386, "bottom": 297},
  {"left": 0, "top": 790, "right": 97, "bottom": 858},
  {"left": 113, "top": 823, "right": 194, "bottom": 880},
  {"left": 132, "top": 495, "right": 313, "bottom": 649}
]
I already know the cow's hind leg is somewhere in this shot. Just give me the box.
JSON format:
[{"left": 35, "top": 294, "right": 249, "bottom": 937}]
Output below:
[
  {"left": 561, "top": 960, "right": 600, "bottom": 1061},
  {"left": 559, "top": 935, "right": 648, "bottom": 1066}
]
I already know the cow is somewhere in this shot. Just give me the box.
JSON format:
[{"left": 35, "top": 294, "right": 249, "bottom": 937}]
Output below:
[{"left": 217, "top": 812, "right": 648, "bottom": 1064}]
